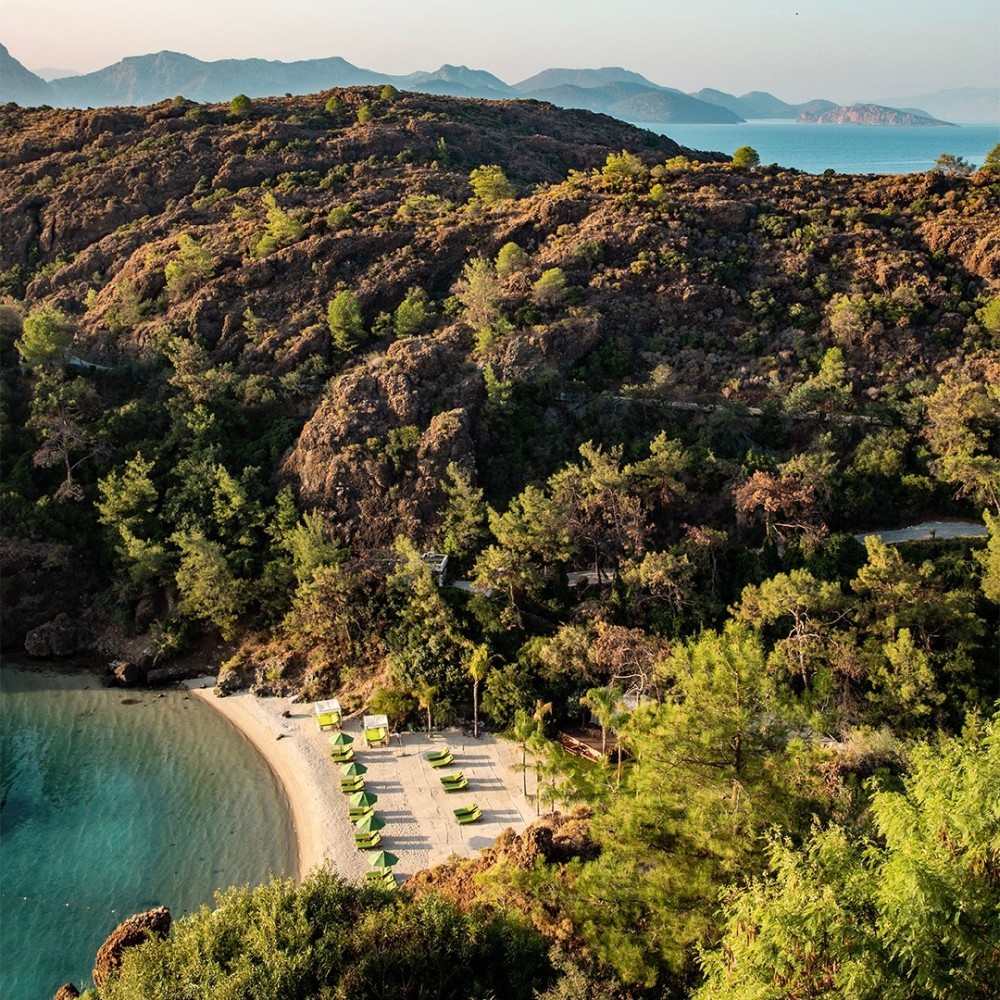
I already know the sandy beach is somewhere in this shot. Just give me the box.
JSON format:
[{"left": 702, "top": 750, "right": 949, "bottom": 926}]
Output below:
[{"left": 186, "top": 679, "right": 535, "bottom": 884}]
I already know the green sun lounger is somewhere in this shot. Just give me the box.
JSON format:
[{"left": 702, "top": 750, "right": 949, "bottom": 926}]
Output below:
[
  {"left": 349, "top": 805, "right": 374, "bottom": 820},
  {"left": 341, "top": 778, "right": 365, "bottom": 794},
  {"left": 364, "top": 869, "right": 397, "bottom": 889},
  {"left": 355, "top": 830, "right": 382, "bottom": 849},
  {"left": 439, "top": 770, "right": 464, "bottom": 784},
  {"left": 429, "top": 751, "right": 454, "bottom": 768},
  {"left": 442, "top": 777, "right": 468, "bottom": 791},
  {"left": 425, "top": 747, "right": 451, "bottom": 762},
  {"left": 330, "top": 747, "right": 355, "bottom": 764},
  {"left": 454, "top": 803, "right": 482, "bottom": 824}
]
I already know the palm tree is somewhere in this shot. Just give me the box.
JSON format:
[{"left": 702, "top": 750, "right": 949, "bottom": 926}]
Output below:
[
  {"left": 467, "top": 644, "right": 490, "bottom": 738},
  {"left": 580, "top": 685, "right": 623, "bottom": 757},
  {"left": 510, "top": 709, "right": 538, "bottom": 798},
  {"left": 533, "top": 698, "right": 553, "bottom": 729},
  {"left": 414, "top": 679, "right": 438, "bottom": 734}
]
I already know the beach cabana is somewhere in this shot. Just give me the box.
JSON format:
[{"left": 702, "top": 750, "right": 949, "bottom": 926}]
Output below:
[
  {"left": 363, "top": 714, "right": 390, "bottom": 748},
  {"left": 314, "top": 699, "right": 342, "bottom": 732}
]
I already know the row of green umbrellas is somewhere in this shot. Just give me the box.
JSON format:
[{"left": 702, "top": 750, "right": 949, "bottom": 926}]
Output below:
[{"left": 333, "top": 741, "right": 398, "bottom": 869}]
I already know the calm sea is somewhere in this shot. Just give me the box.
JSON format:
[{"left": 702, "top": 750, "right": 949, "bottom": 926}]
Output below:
[
  {"left": 0, "top": 667, "right": 294, "bottom": 998},
  {"left": 635, "top": 120, "right": 1000, "bottom": 174}
]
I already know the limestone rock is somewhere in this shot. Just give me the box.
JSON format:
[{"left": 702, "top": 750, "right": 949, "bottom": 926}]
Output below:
[
  {"left": 110, "top": 660, "right": 140, "bottom": 686},
  {"left": 24, "top": 615, "right": 83, "bottom": 658},
  {"left": 52, "top": 984, "right": 80, "bottom": 999},
  {"left": 92, "top": 906, "right": 171, "bottom": 990}
]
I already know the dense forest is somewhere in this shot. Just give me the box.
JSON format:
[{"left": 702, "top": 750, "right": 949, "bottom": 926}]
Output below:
[{"left": 2, "top": 88, "right": 998, "bottom": 998}]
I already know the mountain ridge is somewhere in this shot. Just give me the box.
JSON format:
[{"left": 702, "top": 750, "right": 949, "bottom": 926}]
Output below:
[{"left": 5, "top": 44, "right": 988, "bottom": 125}]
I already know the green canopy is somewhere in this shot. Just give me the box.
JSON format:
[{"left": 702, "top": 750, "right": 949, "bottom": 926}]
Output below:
[
  {"left": 355, "top": 813, "right": 386, "bottom": 833},
  {"left": 349, "top": 790, "right": 378, "bottom": 809},
  {"left": 329, "top": 732, "right": 354, "bottom": 748},
  {"left": 369, "top": 850, "right": 399, "bottom": 869},
  {"left": 340, "top": 761, "right": 368, "bottom": 777}
]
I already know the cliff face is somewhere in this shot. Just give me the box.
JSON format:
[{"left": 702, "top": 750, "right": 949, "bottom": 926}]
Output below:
[{"left": 798, "top": 102, "right": 955, "bottom": 126}]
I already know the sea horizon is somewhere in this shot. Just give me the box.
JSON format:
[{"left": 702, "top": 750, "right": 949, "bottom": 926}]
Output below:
[{"left": 635, "top": 119, "right": 1000, "bottom": 174}]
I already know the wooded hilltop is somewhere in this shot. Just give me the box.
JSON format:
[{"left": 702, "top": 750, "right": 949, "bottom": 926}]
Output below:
[{"left": 2, "top": 88, "right": 999, "bottom": 998}]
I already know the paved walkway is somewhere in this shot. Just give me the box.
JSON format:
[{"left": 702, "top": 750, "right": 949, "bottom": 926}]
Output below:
[
  {"left": 853, "top": 519, "right": 987, "bottom": 545},
  {"left": 343, "top": 728, "right": 534, "bottom": 880}
]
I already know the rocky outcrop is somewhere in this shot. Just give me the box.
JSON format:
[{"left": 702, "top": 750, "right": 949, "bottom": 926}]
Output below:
[
  {"left": 281, "top": 330, "right": 483, "bottom": 544},
  {"left": 24, "top": 615, "right": 87, "bottom": 658},
  {"left": 798, "top": 103, "right": 955, "bottom": 126},
  {"left": 0, "top": 540, "right": 94, "bottom": 652},
  {"left": 406, "top": 811, "right": 597, "bottom": 946},
  {"left": 51, "top": 984, "right": 80, "bottom": 1000},
  {"left": 92, "top": 906, "right": 171, "bottom": 990},
  {"left": 409, "top": 810, "right": 598, "bottom": 896}
]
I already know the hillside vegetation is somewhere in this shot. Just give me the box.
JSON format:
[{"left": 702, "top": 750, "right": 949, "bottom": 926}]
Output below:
[{"left": 2, "top": 90, "right": 999, "bottom": 998}]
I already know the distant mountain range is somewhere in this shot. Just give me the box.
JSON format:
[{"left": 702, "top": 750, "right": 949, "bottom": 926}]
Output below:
[{"left": 2, "top": 44, "right": 995, "bottom": 125}]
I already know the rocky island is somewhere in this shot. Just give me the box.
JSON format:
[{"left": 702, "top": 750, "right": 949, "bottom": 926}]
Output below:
[{"left": 798, "top": 101, "right": 957, "bottom": 125}]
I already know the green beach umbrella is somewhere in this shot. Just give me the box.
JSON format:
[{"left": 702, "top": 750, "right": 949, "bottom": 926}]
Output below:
[
  {"left": 369, "top": 850, "right": 399, "bottom": 869},
  {"left": 329, "top": 732, "right": 354, "bottom": 748},
  {"left": 340, "top": 761, "right": 368, "bottom": 777},
  {"left": 349, "top": 790, "right": 378, "bottom": 809},
  {"left": 355, "top": 813, "right": 385, "bottom": 833}
]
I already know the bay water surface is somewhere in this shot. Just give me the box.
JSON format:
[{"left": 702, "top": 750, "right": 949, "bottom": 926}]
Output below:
[
  {"left": 637, "top": 120, "right": 1000, "bottom": 174},
  {"left": 0, "top": 667, "right": 295, "bottom": 998}
]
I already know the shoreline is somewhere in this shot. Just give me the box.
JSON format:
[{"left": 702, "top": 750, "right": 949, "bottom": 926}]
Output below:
[
  {"left": 184, "top": 679, "right": 537, "bottom": 884},
  {"left": 185, "top": 679, "right": 367, "bottom": 883}
]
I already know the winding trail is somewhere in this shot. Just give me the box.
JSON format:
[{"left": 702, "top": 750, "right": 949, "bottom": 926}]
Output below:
[{"left": 852, "top": 519, "right": 987, "bottom": 545}]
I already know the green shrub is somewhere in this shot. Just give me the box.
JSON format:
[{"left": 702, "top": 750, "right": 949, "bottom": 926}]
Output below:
[{"left": 469, "top": 164, "right": 515, "bottom": 205}]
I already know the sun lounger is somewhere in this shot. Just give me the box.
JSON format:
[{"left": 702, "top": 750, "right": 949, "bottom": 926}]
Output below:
[
  {"left": 355, "top": 831, "right": 382, "bottom": 849},
  {"left": 425, "top": 747, "right": 451, "bottom": 762},
  {"left": 329, "top": 747, "right": 355, "bottom": 764},
  {"left": 453, "top": 803, "right": 482, "bottom": 824},
  {"left": 340, "top": 778, "right": 365, "bottom": 794},
  {"left": 442, "top": 777, "right": 468, "bottom": 791},
  {"left": 429, "top": 751, "right": 454, "bottom": 768},
  {"left": 349, "top": 805, "right": 374, "bottom": 820},
  {"left": 439, "top": 771, "right": 464, "bottom": 784},
  {"left": 363, "top": 868, "right": 397, "bottom": 888}
]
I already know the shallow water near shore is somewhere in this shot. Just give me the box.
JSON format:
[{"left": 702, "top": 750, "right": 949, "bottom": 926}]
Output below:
[{"left": 0, "top": 666, "right": 295, "bottom": 998}]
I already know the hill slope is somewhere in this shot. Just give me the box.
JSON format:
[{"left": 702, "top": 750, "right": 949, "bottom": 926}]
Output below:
[{"left": 0, "top": 89, "right": 996, "bottom": 661}]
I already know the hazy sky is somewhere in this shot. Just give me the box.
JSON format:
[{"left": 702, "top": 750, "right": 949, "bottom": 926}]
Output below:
[{"left": 9, "top": 0, "right": 999, "bottom": 102}]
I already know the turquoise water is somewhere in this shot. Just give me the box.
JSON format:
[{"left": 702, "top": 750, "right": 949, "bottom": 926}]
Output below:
[
  {"left": 635, "top": 120, "right": 1000, "bottom": 174},
  {"left": 0, "top": 668, "right": 295, "bottom": 998}
]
